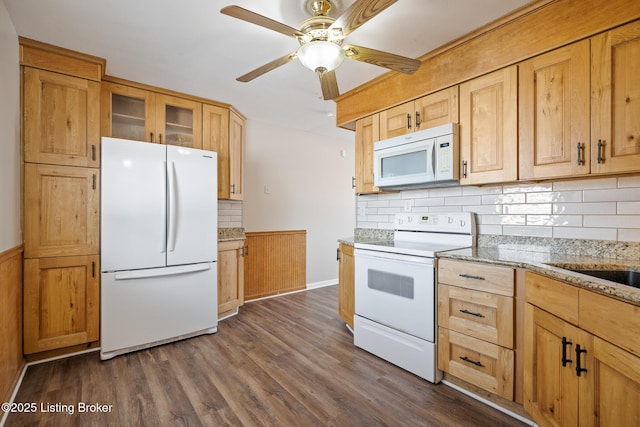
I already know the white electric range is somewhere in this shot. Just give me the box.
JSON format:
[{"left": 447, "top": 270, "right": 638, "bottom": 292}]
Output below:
[{"left": 353, "top": 212, "right": 476, "bottom": 383}]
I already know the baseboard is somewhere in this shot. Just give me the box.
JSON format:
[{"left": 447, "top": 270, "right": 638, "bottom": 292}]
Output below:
[
  {"left": 306, "top": 279, "right": 337, "bottom": 289},
  {"left": 0, "top": 363, "right": 28, "bottom": 427}
]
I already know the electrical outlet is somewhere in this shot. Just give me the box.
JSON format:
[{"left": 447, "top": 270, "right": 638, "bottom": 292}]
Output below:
[{"left": 403, "top": 200, "right": 412, "bottom": 212}]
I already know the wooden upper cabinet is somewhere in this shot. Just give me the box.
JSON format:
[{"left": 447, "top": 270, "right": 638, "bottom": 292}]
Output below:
[
  {"left": 23, "top": 163, "right": 99, "bottom": 259},
  {"left": 354, "top": 113, "right": 381, "bottom": 194},
  {"left": 380, "top": 101, "right": 414, "bottom": 139},
  {"left": 204, "top": 105, "right": 244, "bottom": 200},
  {"left": 379, "top": 87, "right": 459, "bottom": 139},
  {"left": 155, "top": 94, "right": 202, "bottom": 148},
  {"left": 229, "top": 111, "right": 245, "bottom": 200},
  {"left": 519, "top": 41, "right": 591, "bottom": 180},
  {"left": 23, "top": 68, "right": 100, "bottom": 167},
  {"left": 415, "top": 86, "right": 459, "bottom": 130},
  {"left": 101, "top": 82, "right": 203, "bottom": 149},
  {"left": 460, "top": 66, "right": 518, "bottom": 185},
  {"left": 101, "top": 81, "right": 156, "bottom": 142},
  {"left": 592, "top": 19, "right": 640, "bottom": 174},
  {"left": 23, "top": 255, "right": 100, "bottom": 354}
]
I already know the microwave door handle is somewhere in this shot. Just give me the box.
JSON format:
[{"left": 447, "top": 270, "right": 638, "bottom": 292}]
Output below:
[{"left": 429, "top": 141, "right": 436, "bottom": 179}]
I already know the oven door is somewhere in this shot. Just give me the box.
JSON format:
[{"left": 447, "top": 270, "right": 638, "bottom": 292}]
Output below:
[{"left": 354, "top": 248, "right": 435, "bottom": 342}]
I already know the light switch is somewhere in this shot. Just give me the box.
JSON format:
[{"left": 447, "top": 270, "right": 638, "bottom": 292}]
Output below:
[{"left": 264, "top": 185, "right": 270, "bottom": 194}]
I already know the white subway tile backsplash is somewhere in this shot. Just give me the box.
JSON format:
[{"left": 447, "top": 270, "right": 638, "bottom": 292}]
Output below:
[
  {"left": 503, "top": 203, "right": 552, "bottom": 215},
  {"left": 583, "top": 215, "right": 640, "bottom": 228},
  {"left": 584, "top": 188, "right": 640, "bottom": 202},
  {"left": 503, "top": 225, "right": 553, "bottom": 238},
  {"left": 355, "top": 175, "right": 640, "bottom": 243},
  {"left": 618, "top": 201, "right": 640, "bottom": 214},
  {"left": 618, "top": 228, "right": 640, "bottom": 242},
  {"left": 553, "top": 227, "right": 617, "bottom": 241},
  {"left": 553, "top": 202, "right": 616, "bottom": 215},
  {"left": 553, "top": 177, "right": 617, "bottom": 191}
]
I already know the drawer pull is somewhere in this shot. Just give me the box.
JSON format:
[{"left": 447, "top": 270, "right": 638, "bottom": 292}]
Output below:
[
  {"left": 459, "top": 308, "right": 484, "bottom": 318},
  {"left": 460, "top": 356, "right": 483, "bottom": 367},
  {"left": 459, "top": 273, "right": 485, "bottom": 281},
  {"left": 561, "top": 336, "right": 573, "bottom": 367}
]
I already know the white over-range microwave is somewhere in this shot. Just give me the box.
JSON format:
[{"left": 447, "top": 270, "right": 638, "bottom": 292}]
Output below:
[{"left": 373, "top": 123, "right": 459, "bottom": 189}]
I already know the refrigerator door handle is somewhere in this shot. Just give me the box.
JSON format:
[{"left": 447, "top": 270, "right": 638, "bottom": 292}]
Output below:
[
  {"left": 167, "top": 161, "right": 178, "bottom": 252},
  {"left": 114, "top": 263, "right": 211, "bottom": 280},
  {"left": 161, "top": 161, "right": 167, "bottom": 254}
]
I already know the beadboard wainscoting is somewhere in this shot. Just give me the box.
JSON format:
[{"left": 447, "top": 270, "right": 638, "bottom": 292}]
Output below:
[{"left": 357, "top": 176, "right": 640, "bottom": 242}]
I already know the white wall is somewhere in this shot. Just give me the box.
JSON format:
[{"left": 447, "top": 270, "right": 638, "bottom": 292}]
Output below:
[
  {"left": 0, "top": 1, "right": 21, "bottom": 252},
  {"left": 244, "top": 119, "right": 355, "bottom": 286},
  {"left": 357, "top": 175, "right": 640, "bottom": 242}
]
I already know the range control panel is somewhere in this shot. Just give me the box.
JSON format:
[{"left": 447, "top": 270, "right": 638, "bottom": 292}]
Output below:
[{"left": 394, "top": 212, "right": 476, "bottom": 234}]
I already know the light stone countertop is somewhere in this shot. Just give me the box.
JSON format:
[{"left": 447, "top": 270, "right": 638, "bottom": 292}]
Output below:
[
  {"left": 339, "top": 231, "right": 640, "bottom": 306},
  {"left": 218, "top": 227, "right": 245, "bottom": 242}
]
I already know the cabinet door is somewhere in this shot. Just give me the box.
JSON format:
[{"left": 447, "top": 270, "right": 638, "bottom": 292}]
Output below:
[
  {"left": 24, "top": 164, "right": 99, "bottom": 259},
  {"left": 229, "top": 111, "right": 245, "bottom": 200},
  {"left": 579, "top": 332, "right": 640, "bottom": 427},
  {"left": 218, "top": 240, "right": 245, "bottom": 316},
  {"left": 519, "top": 41, "right": 591, "bottom": 179},
  {"left": 592, "top": 20, "right": 640, "bottom": 174},
  {"left": 414, "top": 86, "right": 459, "bottom": 130},
  {"left": 23, "top": 68, "right": 100, "bottom": 167},
  {"left": 155, "top": 94, "right": 202, "bottom": 149},
  {"left": 524, "top": 303, "right": 579, "bottom": 427},
  {"left": 354, "top": 114, "right": 381, "bottom": 194},
  {"left": 23, "top": 255, "right": 100, "bottom": 354},
  {"left": 379, "top": 101, "right": 414, "bottom": 139},
  {"left": 203, "top": 104, "right": 231, "bottom": 198},
  {"left": 338, "top": 244, "right": 354, "bottom": 329},
  {"left": 460, "top": 66, "right": 518, "bottom": 185},
  {"left": 100, "top": 82, "right": 156, "bottom": 142}
]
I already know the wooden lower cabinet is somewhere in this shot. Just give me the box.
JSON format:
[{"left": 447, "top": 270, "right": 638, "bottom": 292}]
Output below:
[
  {"left": 218, "top": 240, "right": 245, "bottom": 318},
  {"left": 23, "top": 256, "right": 99, "bottom": 354},
  {"left": 524, "top": 272, "right": 640, "bottom": 426},
  {"left": 437, "top": 259, "right": 518, "bottom": 401},
  {"left": 337, "top": 243, "right": 354, "bottom": 329}
]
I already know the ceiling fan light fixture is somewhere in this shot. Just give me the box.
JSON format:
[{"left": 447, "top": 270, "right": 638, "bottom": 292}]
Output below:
[{"left": 297, "top": 41, "right": 345, "bottom": 72}]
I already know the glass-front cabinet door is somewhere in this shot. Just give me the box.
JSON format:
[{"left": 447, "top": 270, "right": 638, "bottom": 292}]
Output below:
[
  {"left": 156, "top": 94, "right": 202, "bottom": 149},
  {"left": 101, "top": 82, "right": 155, "bottom": 142}
]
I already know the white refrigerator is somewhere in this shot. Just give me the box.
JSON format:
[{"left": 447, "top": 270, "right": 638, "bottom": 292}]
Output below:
[{"left": 100, "top": 137, "right": 218, "bottom": 360}]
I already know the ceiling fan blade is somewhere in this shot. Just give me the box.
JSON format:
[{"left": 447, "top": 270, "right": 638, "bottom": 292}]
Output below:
[
  {"left": 318, "top": 69, "right": 340, "bottom": 100},
  {"left": 329, "top": 0, "right": 397, "bottom": 38},
  {"left": 343, "top": 44, "right": 421, "bottom": 75},
  {"left": 221, "top": 5, "right": 307, "bottom": 40},
  {"left": 236, "top": 52, "right": 297, "bottom": 82}
]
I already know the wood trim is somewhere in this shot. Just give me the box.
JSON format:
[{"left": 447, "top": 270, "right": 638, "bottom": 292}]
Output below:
[
  {"left": 335, "top": 0, "right": 640, "bottom": 128},
  {"left": 19, "top": 37, "right": 105, "bottom": 81},
  {"left": 0, "top": 245, "right": 25, "bottom": 409},
  {"left": 102, "top": 74, "right": 239, "bottom": 113},
  {"left": 244, "top": 230, "right": 306, "bottom": 300}
]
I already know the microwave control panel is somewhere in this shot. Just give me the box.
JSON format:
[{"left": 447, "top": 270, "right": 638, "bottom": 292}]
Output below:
[{"left": 435, "top": 133, "right": 455, "bottom": 181}]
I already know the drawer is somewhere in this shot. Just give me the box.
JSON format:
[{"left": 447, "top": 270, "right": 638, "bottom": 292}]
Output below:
[
  {"left": 438, "top": 328, "right": 514, "bottom": 401},
  {"left": 438, "top": 284, "right": 514, "bottom": 348},
  {"left": 438, "top": 259, "right": 515, "bottom": 296}
]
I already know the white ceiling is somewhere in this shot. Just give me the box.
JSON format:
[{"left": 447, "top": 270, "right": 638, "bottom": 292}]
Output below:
[{"left": 3, "top": 0, "right": 533, "bottom": 141}]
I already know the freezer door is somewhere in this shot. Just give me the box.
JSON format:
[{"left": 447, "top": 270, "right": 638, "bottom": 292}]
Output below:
[
  {"left": 166, "top": 145, "right": 218, "bottom": 266},
  {"left": 101, "top": 137, "right": 167, "bottom": 271}
]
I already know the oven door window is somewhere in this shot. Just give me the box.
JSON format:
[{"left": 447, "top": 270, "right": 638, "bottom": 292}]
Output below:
[{"left": 368, "top": 269, "right": 414, "bottom": 299}]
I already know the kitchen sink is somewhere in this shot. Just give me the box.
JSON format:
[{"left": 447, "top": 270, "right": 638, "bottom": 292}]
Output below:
[{"left": 567, "top": 268, "right": 640, "bottom": 289}]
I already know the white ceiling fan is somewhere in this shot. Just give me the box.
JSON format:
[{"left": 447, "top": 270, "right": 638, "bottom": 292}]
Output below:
[{"left": 220, "top": 0, "right": 421, "bottom": 100}]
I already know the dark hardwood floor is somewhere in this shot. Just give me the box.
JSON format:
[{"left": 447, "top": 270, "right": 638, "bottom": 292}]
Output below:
[{"left": 6, "top": 285, "right": 527, "bottom": 426}]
